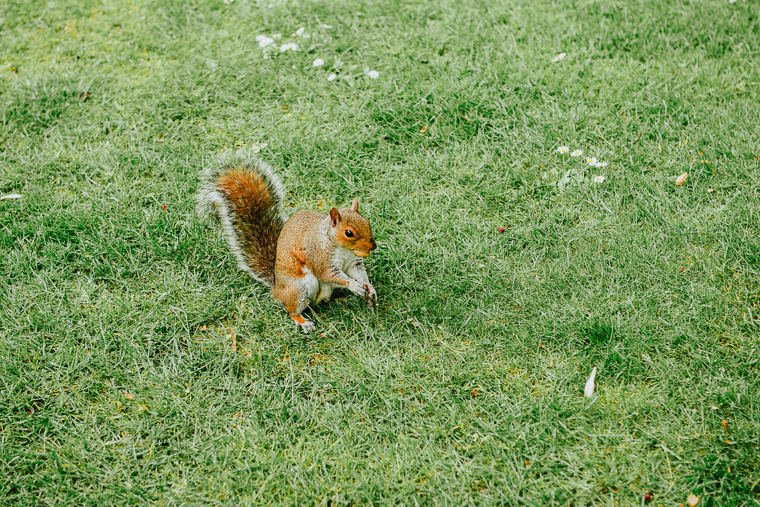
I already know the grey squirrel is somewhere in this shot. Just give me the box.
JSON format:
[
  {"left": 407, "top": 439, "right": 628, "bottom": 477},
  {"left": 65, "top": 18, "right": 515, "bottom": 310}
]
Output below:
[{"left": 196, "top": 151, "right": 377, "bottom": 333}]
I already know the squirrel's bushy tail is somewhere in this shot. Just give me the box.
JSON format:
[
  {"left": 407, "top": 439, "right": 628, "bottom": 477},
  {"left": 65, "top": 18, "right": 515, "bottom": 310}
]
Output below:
[{"left": 196, "top": 151, "right": 286, "bottom": 287}]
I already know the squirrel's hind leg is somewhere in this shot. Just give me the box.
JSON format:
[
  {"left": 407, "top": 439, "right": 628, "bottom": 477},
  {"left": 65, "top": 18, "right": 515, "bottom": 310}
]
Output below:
[{"left": 273, "top": 274, "right": 319, "bottom": 333}]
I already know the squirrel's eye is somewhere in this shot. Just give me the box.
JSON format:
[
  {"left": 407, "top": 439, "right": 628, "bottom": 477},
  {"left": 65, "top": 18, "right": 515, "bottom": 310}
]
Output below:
[{"left": 344, "top": 229, "right": 354, "bottom": 238}]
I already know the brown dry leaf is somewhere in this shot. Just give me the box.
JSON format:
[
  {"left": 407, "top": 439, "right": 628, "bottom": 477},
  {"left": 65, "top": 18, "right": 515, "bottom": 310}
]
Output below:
[
  {"left": 676, "top": 172, "right": 688, "bottom": 186},
  {"left": 231, "top": 330, "right": 237, "bottom": 351},
  {"left": 121, "top": 391, "right": 134, "bottom": 400}
]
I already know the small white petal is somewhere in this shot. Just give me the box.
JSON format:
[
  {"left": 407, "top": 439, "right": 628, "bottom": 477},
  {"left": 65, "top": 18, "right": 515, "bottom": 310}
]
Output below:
[
  {"left": 593, "top": 175, "right": 606, "bottom": 183},
  {"left": 258, "top": 37, "right": 274, "bottom": 48},
  {"left": 320, "top": 24, "right": 333, "bottom": 29},
  {"left": 295, "top": 27, "right": 305, "bottom": 36},
  {"left": 1, "top": 193, "right": 22, "bottom": 200},
  {"left": 367, "top": 70, "right": 379, "bottom": 79},
  {"left": 551, "top": 52, "right": 566, "bottom": 63},
  {"left": 255, "top": 35, "right": 266, "bottom": 42},
  {"left": 327, "top": 73, "right": 337, "bottom": 81},
  {"left": 313, "top": 58, "right": 325, "bottom": 67},
  {"left": 584, "top": 367, "right": 597, "bottom": 397}
]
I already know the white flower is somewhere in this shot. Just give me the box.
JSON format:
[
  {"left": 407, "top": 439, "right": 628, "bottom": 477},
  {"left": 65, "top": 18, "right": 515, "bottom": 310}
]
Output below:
[
  {"left": 327, "top": 73, "right": 337, "bottom": 81},
  {"left": 584, "top": 367, "right": 597, "bottom": 397},
  {"left": 224, "top": 0, "right": 234, "bottom": 4},
  {"left": 312, "top": 58, "right": 324, "bottom": 67},
  {"left": 551, "top": 52, "right": 566, "bottom": 63},
  {"left": 295, "top": 27, "right": 305, "bottom": 36},
  {"left": 556, "top": 146, "right": 570, "bottom": 154},
  {"left": 255, "top": 35, "right": 266, "bottom": 42},
  {"left": 593, "top": 161, "right": 607, "bottom": 168},
  {"left": 280, "top": 43, "right": 298, "bottom": 52},
  {"left": 258, "top": 37, "right": 274, "bottom": 48},
  {"left": 367, "top": 70, "right": 379, "bottom": 79},
  {"left": 585, "top": 157, "right": 598, "bottom": 165},
  {"left": 593, "top": 175, "right": 606, "bottom": 183},
  {"left": 273, "top": 33, "right": 282, "bottom": 40},
  {"left": 570, "top": 150, "right": 583, "bottom": 157}
]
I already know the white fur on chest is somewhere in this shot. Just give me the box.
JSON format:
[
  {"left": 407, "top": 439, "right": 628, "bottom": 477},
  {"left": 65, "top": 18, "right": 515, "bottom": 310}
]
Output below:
[{"left": 332, "top": 247, "right": 361, "bottom": 273}]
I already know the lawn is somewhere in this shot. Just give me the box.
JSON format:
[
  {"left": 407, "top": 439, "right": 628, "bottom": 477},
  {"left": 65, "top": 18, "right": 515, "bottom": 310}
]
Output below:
[{"left": 1, "top": 0, "right": 760, "bottom": 505}]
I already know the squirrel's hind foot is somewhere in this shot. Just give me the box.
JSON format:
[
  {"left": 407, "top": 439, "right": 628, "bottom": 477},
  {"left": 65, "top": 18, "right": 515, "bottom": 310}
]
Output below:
[
  {"left": 299, "top": 320, "right": 316, "bottom": 333},
  {"left": 289, "top": 313, "right": 316, "bottom": 333}
]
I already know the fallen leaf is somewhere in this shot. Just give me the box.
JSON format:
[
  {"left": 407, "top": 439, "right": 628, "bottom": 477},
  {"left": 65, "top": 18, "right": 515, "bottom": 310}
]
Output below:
[
  {"left": 687, "top": 493, "right": 700, "bottom": 507},
  {"left": 551, "top": 53, "right": 566, "bottom": 62},
  {"left": 676, "top": 172, "right": 688, "bottom": 186}
]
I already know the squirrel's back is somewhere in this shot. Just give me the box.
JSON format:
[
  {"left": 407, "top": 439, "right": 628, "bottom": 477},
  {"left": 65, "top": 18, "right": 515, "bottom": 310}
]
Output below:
[{"left": 196, "top": 151, "right": 286, "bottom": 287}]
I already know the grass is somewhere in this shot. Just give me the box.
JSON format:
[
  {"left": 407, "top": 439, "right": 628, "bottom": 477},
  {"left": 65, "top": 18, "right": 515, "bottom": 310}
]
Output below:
[{"left": 1, "top": 0, "right": 760, "bottom": 505}]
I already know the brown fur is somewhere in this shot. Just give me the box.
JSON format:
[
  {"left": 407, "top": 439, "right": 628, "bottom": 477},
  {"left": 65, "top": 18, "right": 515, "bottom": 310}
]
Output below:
[
  {"left": 273, "top": 208, "right": 376, "bottom": 327},
  {"left": 216, "top": 168, "right": 282, "bottom": 286}
]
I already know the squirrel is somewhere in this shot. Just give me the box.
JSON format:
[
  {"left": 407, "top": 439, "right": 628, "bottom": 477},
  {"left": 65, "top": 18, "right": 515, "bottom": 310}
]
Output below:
[{"left": 196, "top": 151, "right": 377, "bottom": 333}]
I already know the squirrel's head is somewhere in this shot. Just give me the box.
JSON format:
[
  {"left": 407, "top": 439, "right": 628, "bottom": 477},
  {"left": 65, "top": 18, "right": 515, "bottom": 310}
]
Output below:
[{"left": 329, "top": 199, "right": 376, "bottom": 258}]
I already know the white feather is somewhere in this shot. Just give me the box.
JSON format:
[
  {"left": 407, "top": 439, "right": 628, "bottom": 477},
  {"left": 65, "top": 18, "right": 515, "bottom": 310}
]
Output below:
[{"left": 584, "top": 367, "right": 597, "bottom": 398}]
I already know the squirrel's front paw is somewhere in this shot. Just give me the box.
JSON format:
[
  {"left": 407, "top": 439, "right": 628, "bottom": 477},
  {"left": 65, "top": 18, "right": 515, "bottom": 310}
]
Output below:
[
  {"left": 346, "top": 279, "right": 368, "bottom": 298},
  {"left": 298, "top": 320, "right": 316, "bottom": 334},
  {"left": 364, "top": 283, "right": 378, "bottom": 306}
]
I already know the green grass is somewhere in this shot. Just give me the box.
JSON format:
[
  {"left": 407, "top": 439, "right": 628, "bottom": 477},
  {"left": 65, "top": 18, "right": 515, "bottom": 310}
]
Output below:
[{"left": 2, "top": 0, "right": 760, "bottom": 505}]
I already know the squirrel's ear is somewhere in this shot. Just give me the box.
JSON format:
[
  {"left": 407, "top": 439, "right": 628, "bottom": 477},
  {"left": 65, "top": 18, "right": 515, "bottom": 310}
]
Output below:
[
  {"left": 351, "top": 198, "right": 359, "bottom": 212},
  {"left": 329, "top": 207, "right": 341, "bottom": 227}
]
